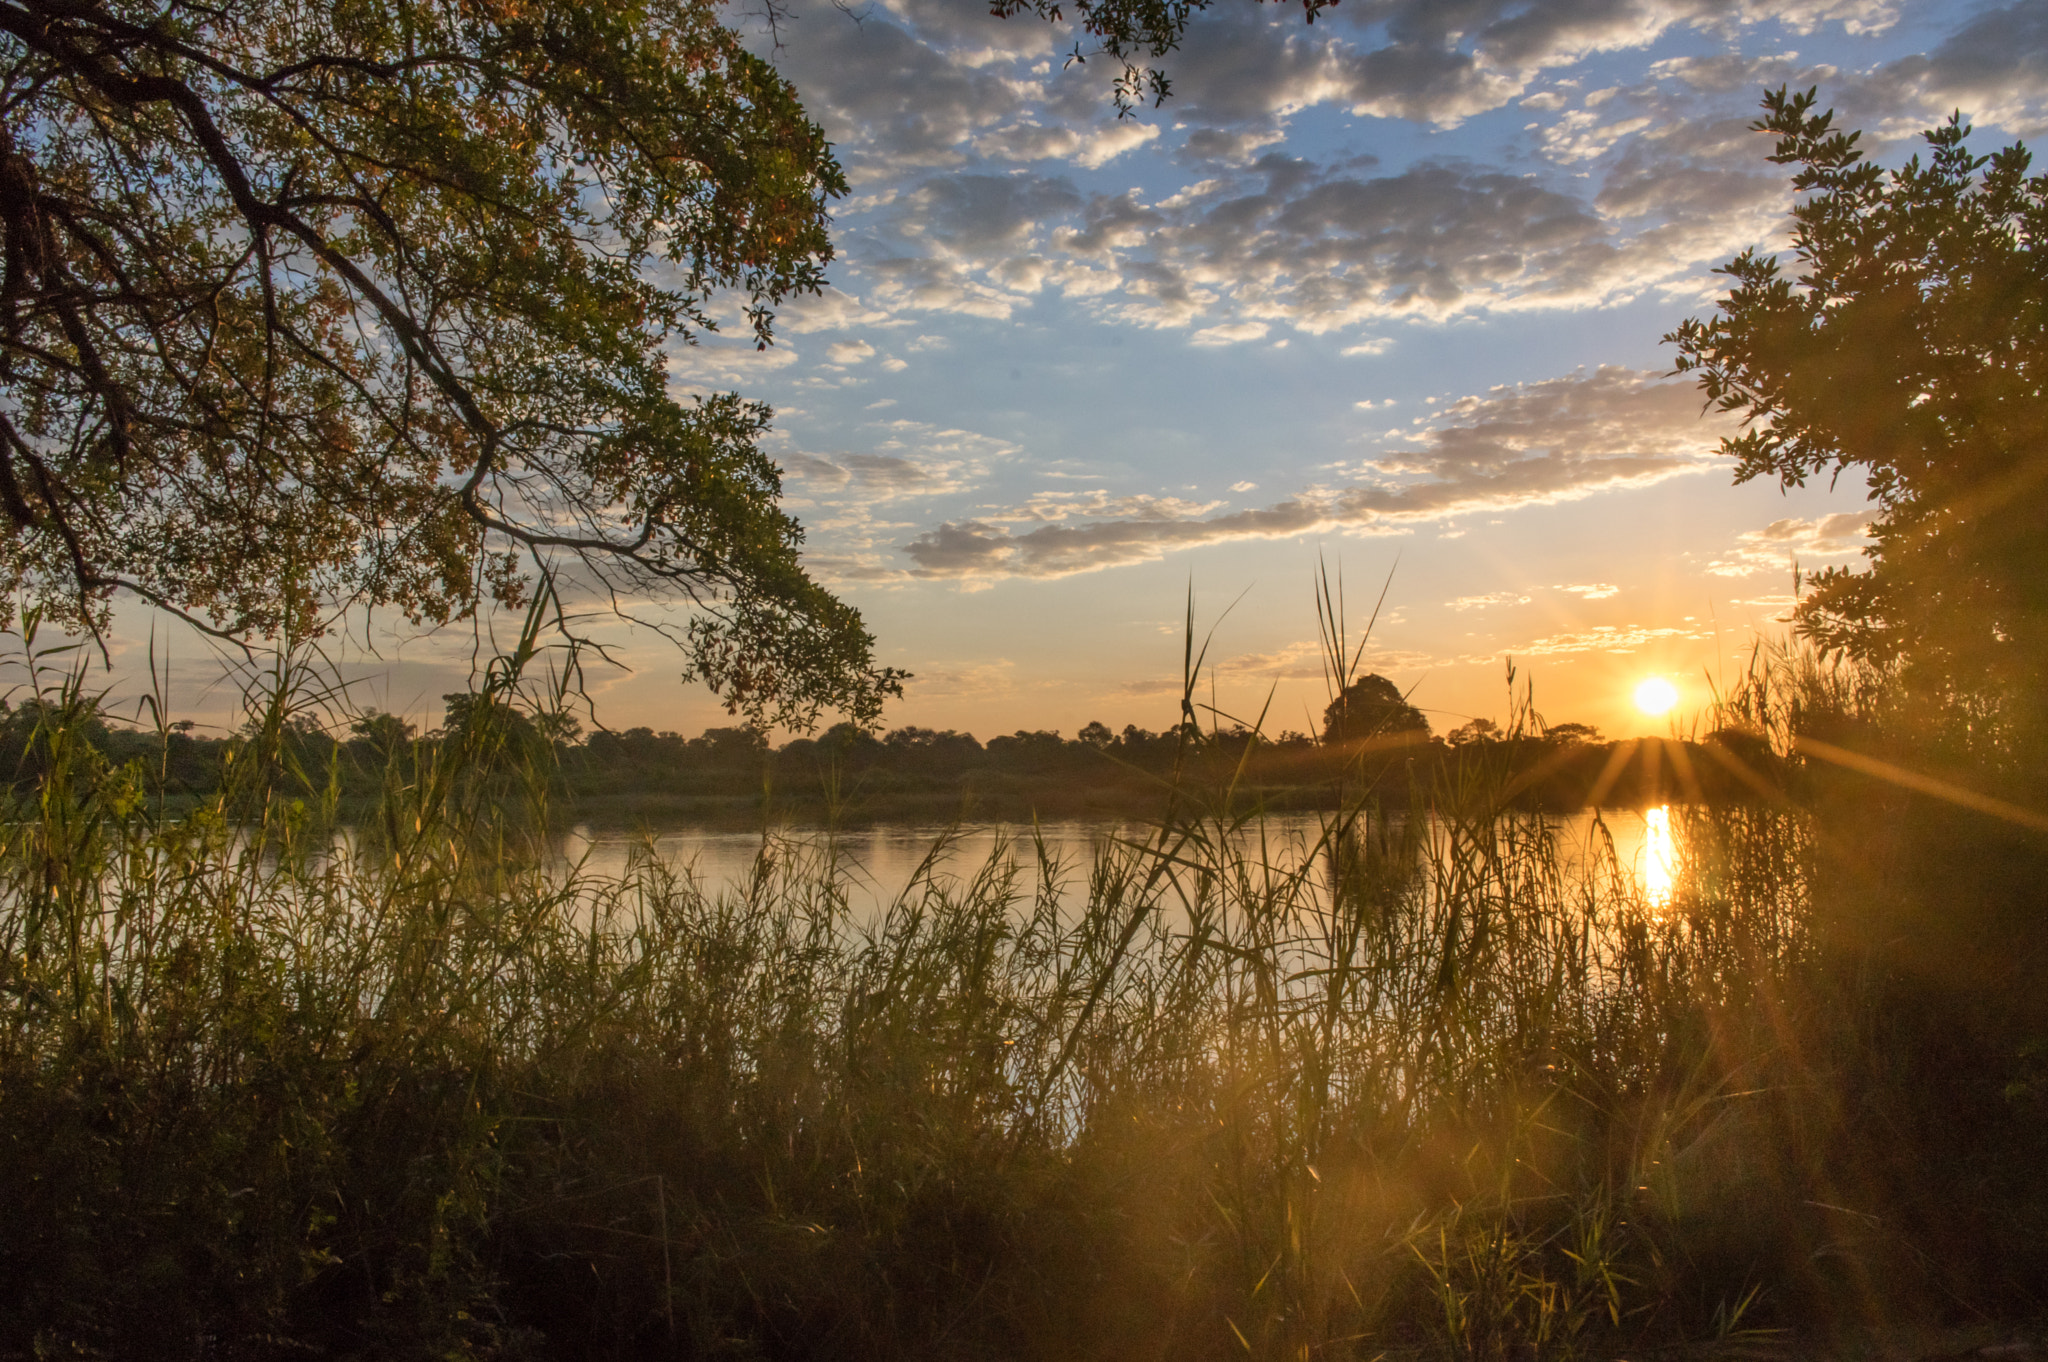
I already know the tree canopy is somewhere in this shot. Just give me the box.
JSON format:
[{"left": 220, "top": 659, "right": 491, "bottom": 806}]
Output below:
[
  {"left": 0, "top": 0, "right": 902, "bottom": 727},
  {"left": 1320, "top": 673, "right": 1429, "bottom": 749},
  {"left": 1668, "top": 88, "right": 2048, "bottom": 740}
]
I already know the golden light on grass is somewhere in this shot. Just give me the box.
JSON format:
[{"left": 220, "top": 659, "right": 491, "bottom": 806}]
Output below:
[{"left": 1633, "top": 676, "right": 1679, "bottom": 716}]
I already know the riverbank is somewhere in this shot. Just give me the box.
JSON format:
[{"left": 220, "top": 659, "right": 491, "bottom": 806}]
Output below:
[{"left": 5, "top": 652, "right": 2045, "bottom": 1358}]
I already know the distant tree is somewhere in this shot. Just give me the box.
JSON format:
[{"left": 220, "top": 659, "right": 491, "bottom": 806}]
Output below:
[
  {"left": 816, "top": 722, "right": 881, "bottom": 762},
  {"left": 984, "top": 729, "right": 1066, "bottom": 770},
  {"left": 1544, "top": 722, "right": 1603, "bottom": 745},
  {"left": 1668, "top": 89, "right": 2048, "bottom": 741},
  {"left": 1077, "top": 720, "right": 1115, "bottom": 748},
  {"left": 1447, "top": 717, "right": 1502, "bottom": 747},
  {"left": 348, "top": 711, "right": 417, "bottom": 760},
  {"left": 693, "top": 726, "right": 768, "bottom": 760},
  {"left": 1321, "top": 675, "right": 1430, "bottom": 748},
  {"left": 441, "top": 693, "right": 535, "bottom": 746}
]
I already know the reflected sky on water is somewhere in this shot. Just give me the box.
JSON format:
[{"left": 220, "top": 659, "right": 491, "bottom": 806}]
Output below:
[{"left": 559, "top": 808, "right": 1683, "bottom": 919}]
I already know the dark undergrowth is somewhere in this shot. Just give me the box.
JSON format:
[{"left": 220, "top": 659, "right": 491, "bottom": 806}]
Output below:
[{"left": 2, "top": 605, "right": 2045, "bottom": 1360}]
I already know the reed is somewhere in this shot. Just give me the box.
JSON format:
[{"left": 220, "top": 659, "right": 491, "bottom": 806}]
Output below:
[{"left": 0, "top": 606, "right": 2040, "bottom": 1360}]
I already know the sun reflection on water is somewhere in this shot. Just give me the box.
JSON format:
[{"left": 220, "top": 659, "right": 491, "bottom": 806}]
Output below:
[{"left": 1641, "top": 805, "right": 1677, "bottom": 909}]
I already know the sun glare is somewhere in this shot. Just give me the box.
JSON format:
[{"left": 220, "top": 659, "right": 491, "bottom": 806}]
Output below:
[
  {"left": 1633, "top": 676, "right": 1679, "bottom": 716},
  {"left": 1642, "top": 805, "right": 1676, "bottom": 909}
]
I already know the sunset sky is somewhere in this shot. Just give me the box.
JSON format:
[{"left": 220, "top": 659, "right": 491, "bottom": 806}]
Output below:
[{"left": 116, "top": 0, "right": 2047, "bottom": 744}]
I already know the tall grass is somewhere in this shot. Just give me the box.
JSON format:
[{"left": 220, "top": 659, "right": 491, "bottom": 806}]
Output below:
[{"left": 1, "top": 611, "right": 2041, "bottom": 1360}]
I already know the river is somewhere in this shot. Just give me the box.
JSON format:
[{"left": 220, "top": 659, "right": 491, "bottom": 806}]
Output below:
[{"left": 556, "top": 806, "right": 1683, "bottom": 918}]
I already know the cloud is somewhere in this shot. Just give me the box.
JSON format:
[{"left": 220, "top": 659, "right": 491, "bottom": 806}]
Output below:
[
  {"left": 1493, "top": 621, "right": 1714, "bottom": 657},
  {"left": 986, "top": 489, "right": 1227, "bottom": 524},
  {"left": 664, "top": 337, "right": 800, "bottom": 388},
  {"left": 976, "top": 118, "right": 1162, "bottom": 167},
  {"left": 782, "top": 451, "right": 967, "bottom": 502},
  {"left": 737, "top": 0, "right": 1974, "bottom": 359},
  {"left": 1448, "top": 582, "right": 1614, "bottom": 611},
  {"left": 1019, "top": 148, "right": 1779, "bottom": 333},
  {"left": 1844, "top": 2, "right": 2048, "bottom": 137},
  {"left": 1179, "top": 127, "right": 1291, "bottom": 166},
  {"left": 1450, "top": 591, "right": 1532, "bottom": 610},
  {"left": 1706, "top": 512, "right": 1874, "bottom": 577},
  {"left": 780, "top": 419, "right": 1021, "bottom": 526},
  {"left": 741, "top": 4, "right": 1033, "bottom": 180},
  {"left": 827, "top": 340, "right": 877, "bottom": 364},
  {"left": 1191, "top": 321, "right": 1271, "bottom": 345},
  {"left": 779, "top": 288, "right": 902, "bottom": 334},
  {"left": 892, "top": 172, "right": 1085, "bottom": 253},
  {"left": 898, "top": 366, "right": 1731, "bottom": 581},
  {"left": 901, "top": 658, "right": 1019, "bottom": 698}
]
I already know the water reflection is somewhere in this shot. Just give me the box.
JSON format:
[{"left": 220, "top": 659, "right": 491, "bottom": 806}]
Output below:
[
  {"left": 562, "top": 808, "right": 1688, "bottom": 918},
  {"left": 1641, "top": 805, "right": 1677, "bottom": 909}
]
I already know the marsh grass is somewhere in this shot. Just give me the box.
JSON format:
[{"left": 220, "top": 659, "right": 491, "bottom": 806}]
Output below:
[{"left": 1, "top": 605, "right": 2042, "bottom": 1360}]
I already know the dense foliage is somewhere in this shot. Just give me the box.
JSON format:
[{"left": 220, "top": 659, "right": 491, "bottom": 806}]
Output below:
[
  {"left": 3, "top": 687, "right": 1775, "bottom": 823},
  {"left": 0, "top": 0, "right": 900, "bottom": 727},
  {"left": 1669, "top": 89, "right": 2048, "bottom": 749},
  {"left": 1320, "top": 673, "right": 1431, "bottom": 749}
]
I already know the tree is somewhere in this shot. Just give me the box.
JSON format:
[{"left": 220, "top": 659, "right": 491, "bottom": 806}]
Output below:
[
  {"left": 1668, "top": 89, "right": 2048, "bottom": 740},
  {"left": 347, "top": 710, "right": 416, "bottom": 759},
  {"left": 1446, "top": 717, "right": 1501, "bottom": 747},
  {"left": 1544, "top": 721, "right": 1601, "bottom": 745},
  {"left": 1320, "top": 673, "right": 1429, "bottom": 748},
  {"left": 0, "top": 0, "right": 902, "bottom": 728}
]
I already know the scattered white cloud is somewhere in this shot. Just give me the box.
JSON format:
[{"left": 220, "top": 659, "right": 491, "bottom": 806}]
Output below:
[
  {"left": 827, "top": 340, "right": 877, "bottom": 365},
  {"left": 780, "top": 288, "right": 902, "bottom": 334},
  {"left": 977, "top": 118, "right": 1162, "bottom": 167},
  {"left": 782, "top": 451, "right": 968, "bottom": 503},
  {"left": 1707, "top": 512, "right": 1875, "bottom": 577},
  {"left": 898, "top": 366, "right": 1732, "bottom": 581},
  {"left": 1492, "top": 622, "right": 1713, "bottom": 658},
  {"left": 1450, "top": 591, "right": 1532, "bottom": 610},
  {"left": 1191, "top": 321, "right": 1271, "bottom": 345}
]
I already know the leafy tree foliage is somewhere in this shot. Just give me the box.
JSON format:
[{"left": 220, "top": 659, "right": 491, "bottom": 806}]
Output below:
[
  {"left": 0, "top": 0, "right": 902, "bottom": 727},
  {"left": 1668, "top": 89, "right": 2048, "bottom": 739},
  {"left": 1319, "top": 673, "right": 1429, "bottom": 748}
]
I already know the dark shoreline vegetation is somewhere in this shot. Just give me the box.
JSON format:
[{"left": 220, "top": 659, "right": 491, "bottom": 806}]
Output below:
[
  {"left": 1, "top": 685, "right": 1781, "bottom": 827},
  {"left": 3, "top": 621, "right": 2047, "bottom": 1360}
]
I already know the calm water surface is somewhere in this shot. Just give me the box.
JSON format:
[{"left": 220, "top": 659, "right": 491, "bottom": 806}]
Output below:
[{"left": 559, "top": 809, "right": 1683, "bottom": 917}]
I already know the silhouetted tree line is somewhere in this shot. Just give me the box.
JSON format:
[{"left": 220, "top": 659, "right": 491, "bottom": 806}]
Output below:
[{"left": 2, "top": 675, "right": 1784, "bottom": 821}]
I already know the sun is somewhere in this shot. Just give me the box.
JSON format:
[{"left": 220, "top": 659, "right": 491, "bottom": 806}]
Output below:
[{"left": 1634, "top": 676, "right": 1680, "bottom": 716}]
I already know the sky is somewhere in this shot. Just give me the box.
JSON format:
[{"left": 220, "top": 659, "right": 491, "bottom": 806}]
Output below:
[{"left": 102, "top": 0, "right": 2048, "bottom": 744}]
